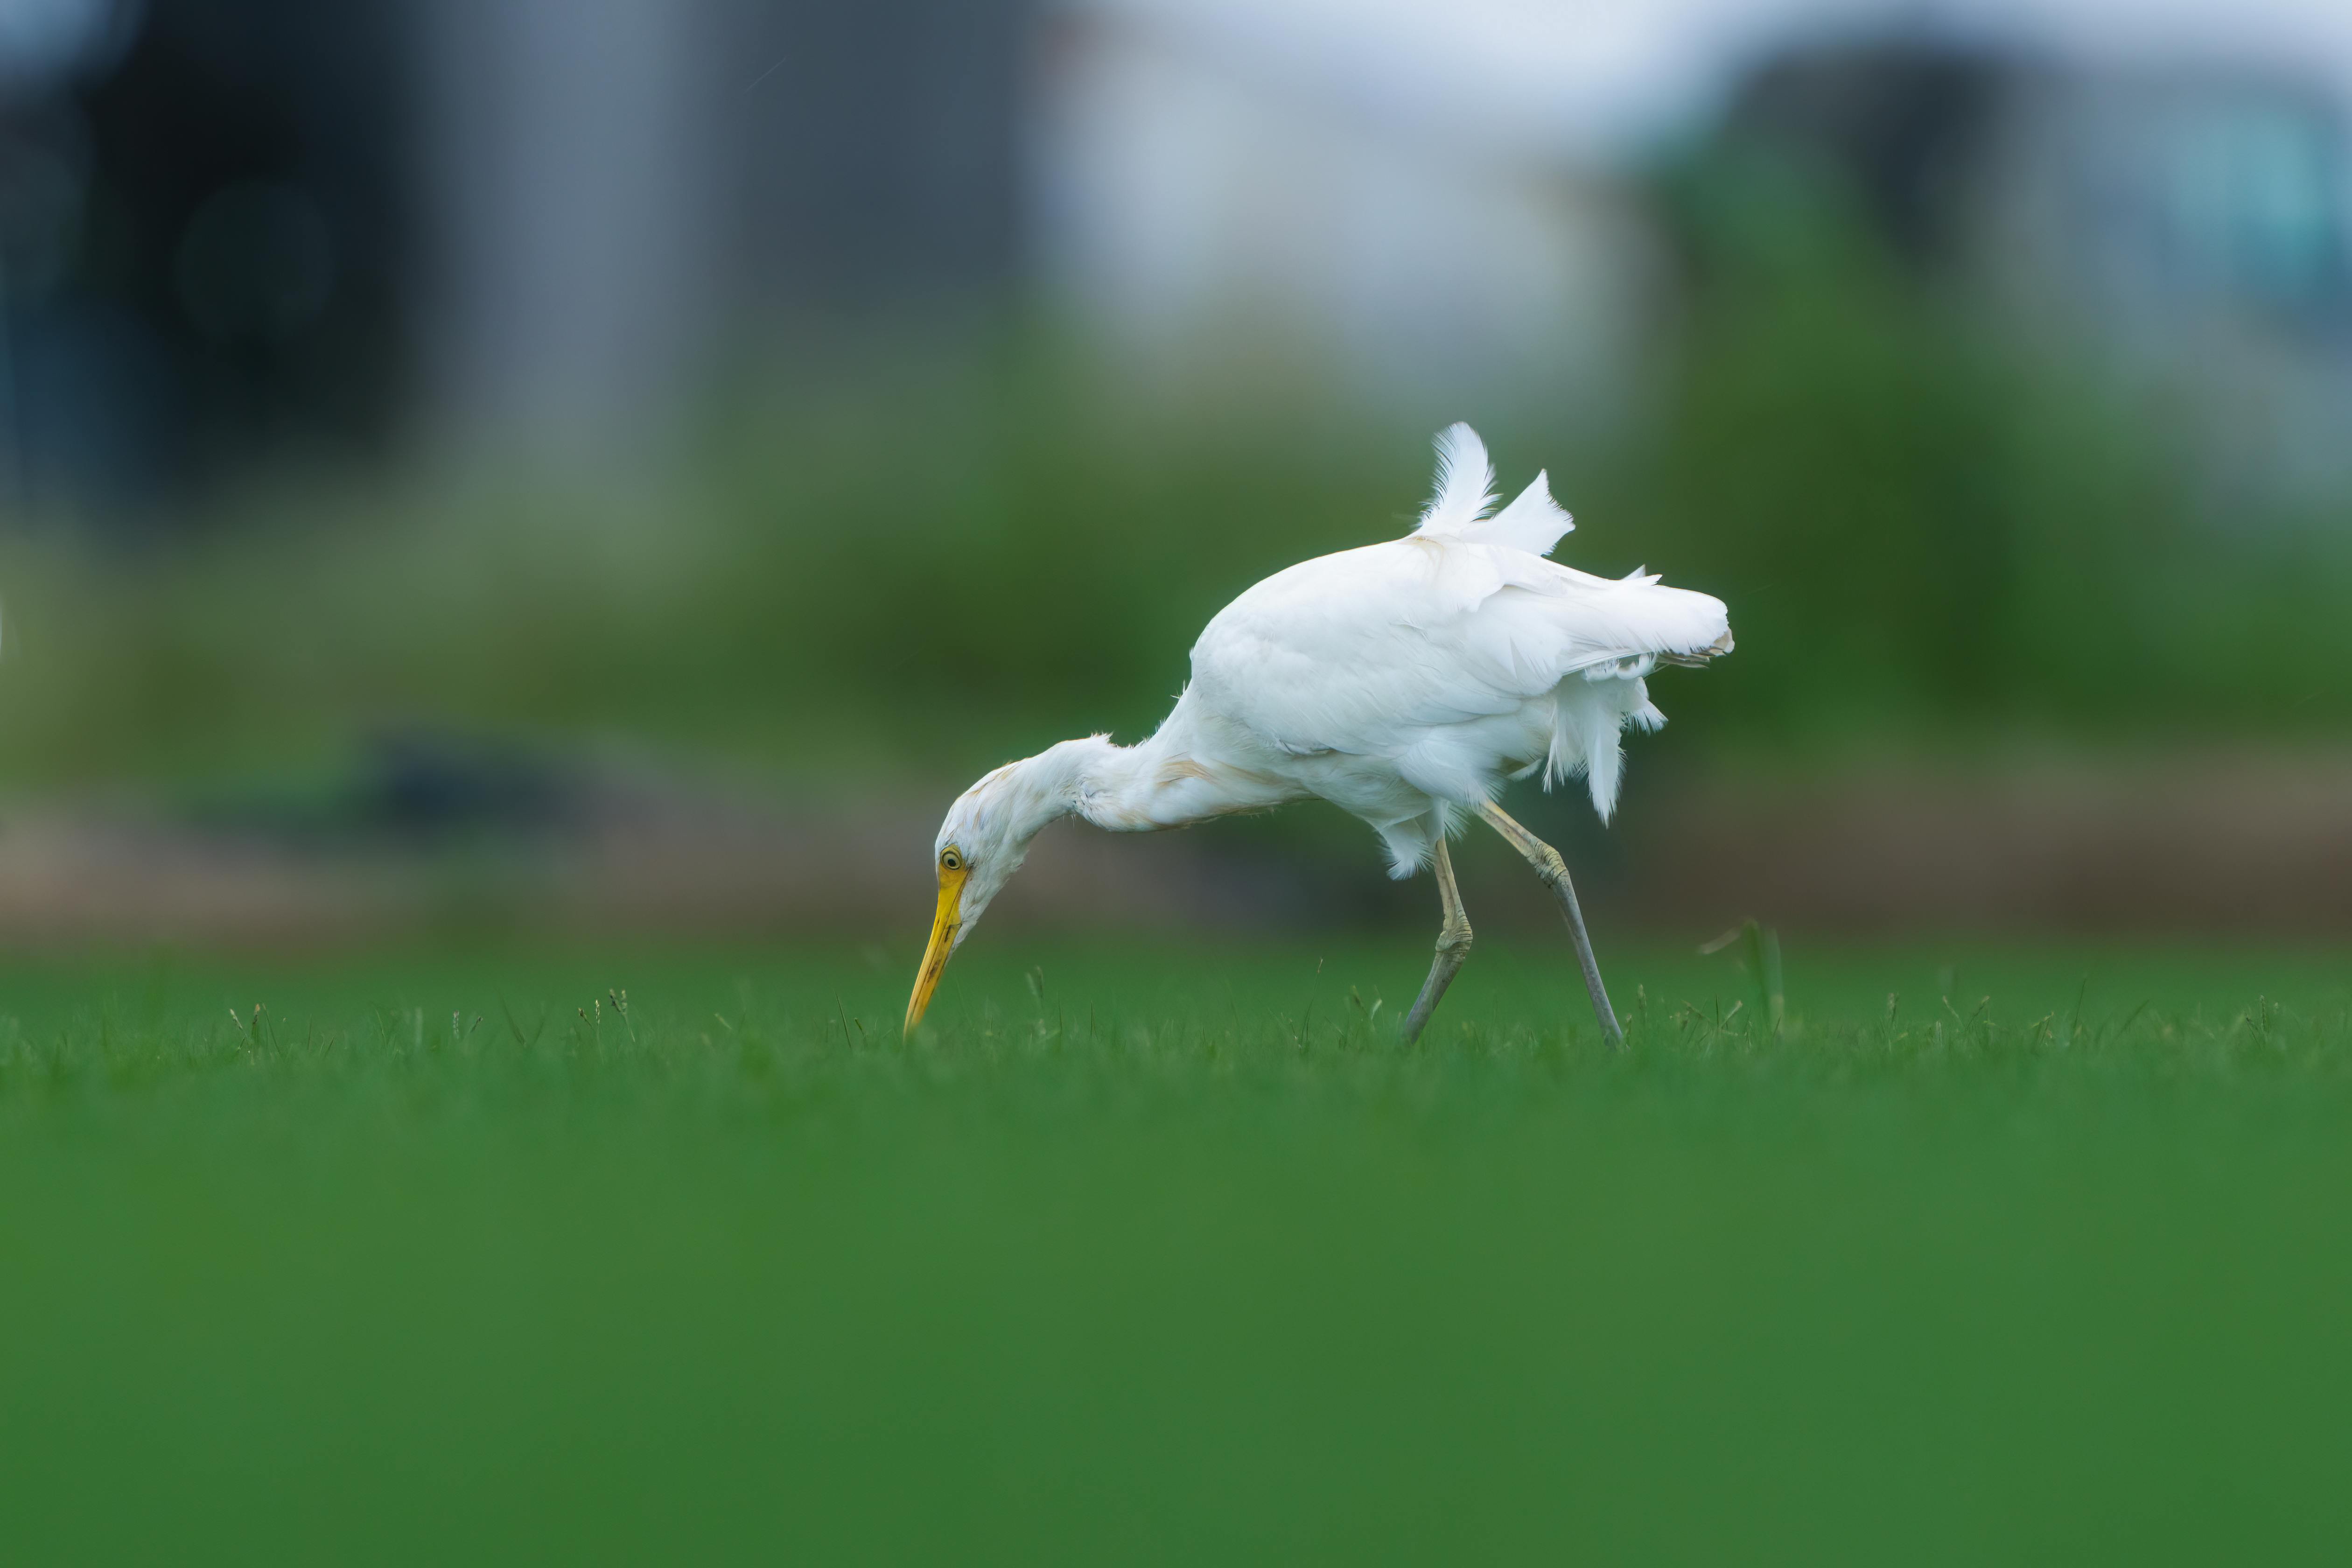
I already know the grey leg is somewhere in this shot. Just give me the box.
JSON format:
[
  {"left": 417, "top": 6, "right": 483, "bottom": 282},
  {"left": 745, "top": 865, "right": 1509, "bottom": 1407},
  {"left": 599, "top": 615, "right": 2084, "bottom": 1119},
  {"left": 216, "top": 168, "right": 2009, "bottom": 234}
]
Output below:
[
  {"left": 1400, "top": 837, "right": 1473, "bottom": 1044},
  {"left": 1473, "top": 801, "right": 1624, "bottom": 1048}
]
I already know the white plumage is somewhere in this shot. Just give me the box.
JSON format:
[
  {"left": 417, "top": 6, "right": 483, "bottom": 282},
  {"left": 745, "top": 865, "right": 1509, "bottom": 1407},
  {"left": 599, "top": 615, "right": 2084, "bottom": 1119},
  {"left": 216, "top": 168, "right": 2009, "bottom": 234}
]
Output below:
[{"left": 905, "top": 423, "right": 1732, "bottom": 1042}]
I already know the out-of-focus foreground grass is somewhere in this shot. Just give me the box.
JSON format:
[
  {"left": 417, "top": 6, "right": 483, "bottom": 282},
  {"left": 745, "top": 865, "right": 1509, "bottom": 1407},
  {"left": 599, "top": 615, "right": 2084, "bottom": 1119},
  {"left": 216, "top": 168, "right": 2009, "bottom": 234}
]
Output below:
[
  {"left": 3, "top": 937, "right": 2349, "bottom": 1563},
  {"left": 5, "top": 180, "right": 2351, "bottom": 798}
]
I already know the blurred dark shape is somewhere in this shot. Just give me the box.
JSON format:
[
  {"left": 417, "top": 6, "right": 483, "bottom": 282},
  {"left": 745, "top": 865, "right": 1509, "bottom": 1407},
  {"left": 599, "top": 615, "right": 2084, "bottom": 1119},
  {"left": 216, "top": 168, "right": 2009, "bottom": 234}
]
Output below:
[
  {"left": 717, "top": 0, "right": 1029, "bottom": 318},
  {"left": 415, "top": 0, "right": 1034, "bottom": 462},
  {"left": 171, "top": 177, "right": 335, "bottom": 343},
  {"left": 1713, "top": 34, "right": 2352, "bottom": 505},
  {"left": 0, "top": 0, "right": 409, "bottom": 510},
  {"left": 0, "top": 0, "right": 1035, "bottom": 511},
  {"left": 359, "top": 727, "right": 575, "bottom": 844},
  {"left": 6, "top": 0, "right": 412, "bottom": 509},
  {"left": 1727, "top": 40, "right": 2011, "bottom": 274},
  {"left": 186, "top": 727, "right": 581, "bottom": 851},
  {"left": 1726, "top": 35, "right": 2352, "bottom": 325}
]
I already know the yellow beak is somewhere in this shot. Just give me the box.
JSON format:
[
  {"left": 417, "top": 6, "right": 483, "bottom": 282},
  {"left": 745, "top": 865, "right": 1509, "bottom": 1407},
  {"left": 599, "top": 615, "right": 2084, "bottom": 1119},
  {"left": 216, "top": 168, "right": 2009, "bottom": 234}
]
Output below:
[{"left": 903, "top": 861, "right": 968, "bottom": 1036}]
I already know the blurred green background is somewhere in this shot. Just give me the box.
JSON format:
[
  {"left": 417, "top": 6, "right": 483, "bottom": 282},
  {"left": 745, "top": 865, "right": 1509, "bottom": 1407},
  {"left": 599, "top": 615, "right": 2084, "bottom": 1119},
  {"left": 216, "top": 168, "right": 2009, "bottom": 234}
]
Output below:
[
  {"left": 8, "top": 190, "right": 2351, "bottom": 798},
  {"left": 0, "top": 2, "right": 2346, "bottom": 906}
]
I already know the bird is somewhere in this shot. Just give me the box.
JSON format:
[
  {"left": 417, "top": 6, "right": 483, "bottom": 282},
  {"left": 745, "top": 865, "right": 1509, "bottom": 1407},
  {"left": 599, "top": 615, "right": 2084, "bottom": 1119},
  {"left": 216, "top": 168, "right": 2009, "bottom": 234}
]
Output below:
[{"left": 904, "top": 422, "right": 1732, "bottom": 1045}]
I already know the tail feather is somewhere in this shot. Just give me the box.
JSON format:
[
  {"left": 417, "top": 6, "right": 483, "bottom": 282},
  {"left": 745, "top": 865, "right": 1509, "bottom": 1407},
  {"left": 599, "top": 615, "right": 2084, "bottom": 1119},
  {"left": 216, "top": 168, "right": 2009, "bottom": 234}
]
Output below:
[
  {"left": 1413, "top": 424, "right": 1577, "bottom": 557},
  {"left": 1405, "top": 421, "right": 1734, "bottom": 824},
  {"left": 1547, "top": 675, "right": 1681, "bottom": 821}
]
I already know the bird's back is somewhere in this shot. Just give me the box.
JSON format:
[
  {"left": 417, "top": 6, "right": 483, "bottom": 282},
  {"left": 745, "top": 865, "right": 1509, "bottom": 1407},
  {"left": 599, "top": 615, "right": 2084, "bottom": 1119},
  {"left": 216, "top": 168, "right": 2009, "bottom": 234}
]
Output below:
[{"left": 1190, "top": 524, "right": 1728, "bottom": 824}]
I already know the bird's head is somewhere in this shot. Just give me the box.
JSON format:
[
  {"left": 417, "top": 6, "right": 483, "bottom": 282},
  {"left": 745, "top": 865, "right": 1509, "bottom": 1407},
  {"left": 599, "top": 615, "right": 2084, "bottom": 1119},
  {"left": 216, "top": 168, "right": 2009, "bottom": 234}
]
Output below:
[{"left": 904, "top": 749, "right": 1090, "bottom": 1035}]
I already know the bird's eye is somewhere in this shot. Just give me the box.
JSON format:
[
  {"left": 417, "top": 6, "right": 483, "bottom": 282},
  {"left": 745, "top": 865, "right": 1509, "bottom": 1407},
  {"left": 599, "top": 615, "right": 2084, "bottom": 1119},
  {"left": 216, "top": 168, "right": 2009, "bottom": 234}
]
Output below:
[{"left": 940, "top": 848, "right": 963, "bottom": 872}]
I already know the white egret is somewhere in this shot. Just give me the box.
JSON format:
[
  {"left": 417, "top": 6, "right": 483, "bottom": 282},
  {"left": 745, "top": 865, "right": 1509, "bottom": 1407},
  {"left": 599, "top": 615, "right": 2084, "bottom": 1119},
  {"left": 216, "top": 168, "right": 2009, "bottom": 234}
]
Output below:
[{"left": 905, "top": 423, "right": 1732, "bottom": 1045}]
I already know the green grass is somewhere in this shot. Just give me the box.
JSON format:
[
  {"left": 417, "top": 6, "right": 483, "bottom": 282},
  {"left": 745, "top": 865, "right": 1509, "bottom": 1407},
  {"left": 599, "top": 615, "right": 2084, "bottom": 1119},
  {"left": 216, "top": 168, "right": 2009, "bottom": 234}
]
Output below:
[{"left": 5, "top": 937, "right": 2351, "bottom": 1564}]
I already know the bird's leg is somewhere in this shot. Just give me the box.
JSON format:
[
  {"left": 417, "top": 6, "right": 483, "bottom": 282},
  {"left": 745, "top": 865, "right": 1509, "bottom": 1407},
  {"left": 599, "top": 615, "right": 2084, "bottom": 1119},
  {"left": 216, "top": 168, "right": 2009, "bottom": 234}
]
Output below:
[
  {"left": 1473, "top": 801, "right": 1624, "bottom": 1049},
  {"left": 1400, "top": 836, "right": 1473, "bottom": 1044}
]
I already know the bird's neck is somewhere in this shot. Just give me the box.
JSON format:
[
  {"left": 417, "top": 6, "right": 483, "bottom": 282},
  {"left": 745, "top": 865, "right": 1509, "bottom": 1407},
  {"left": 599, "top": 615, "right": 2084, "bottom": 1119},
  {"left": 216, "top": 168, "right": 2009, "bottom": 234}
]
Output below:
[
  {"left": 987, "top": 710, "right": 1288, "bottom": 846},
  {"left": 1002, "top": 734, "right": 1153, "bottom": 835},
  {"left": 1002, "top": 722, "right": 1236, "bottom": 840}
]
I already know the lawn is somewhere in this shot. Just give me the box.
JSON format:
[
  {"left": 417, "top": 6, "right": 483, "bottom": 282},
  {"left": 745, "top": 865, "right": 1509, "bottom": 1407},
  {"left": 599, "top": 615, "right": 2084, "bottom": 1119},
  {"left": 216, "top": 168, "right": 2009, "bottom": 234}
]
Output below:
[{"left": 4, "top": 936, "right": 2350, "bottom": 1565}]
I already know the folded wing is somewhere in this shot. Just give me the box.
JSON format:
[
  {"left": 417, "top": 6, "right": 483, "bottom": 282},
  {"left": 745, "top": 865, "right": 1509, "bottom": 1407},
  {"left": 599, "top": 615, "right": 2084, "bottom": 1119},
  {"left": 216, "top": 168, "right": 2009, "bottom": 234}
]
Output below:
[{"left": 1193, "top": 536, "right": 1730, "bottom": 819}]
